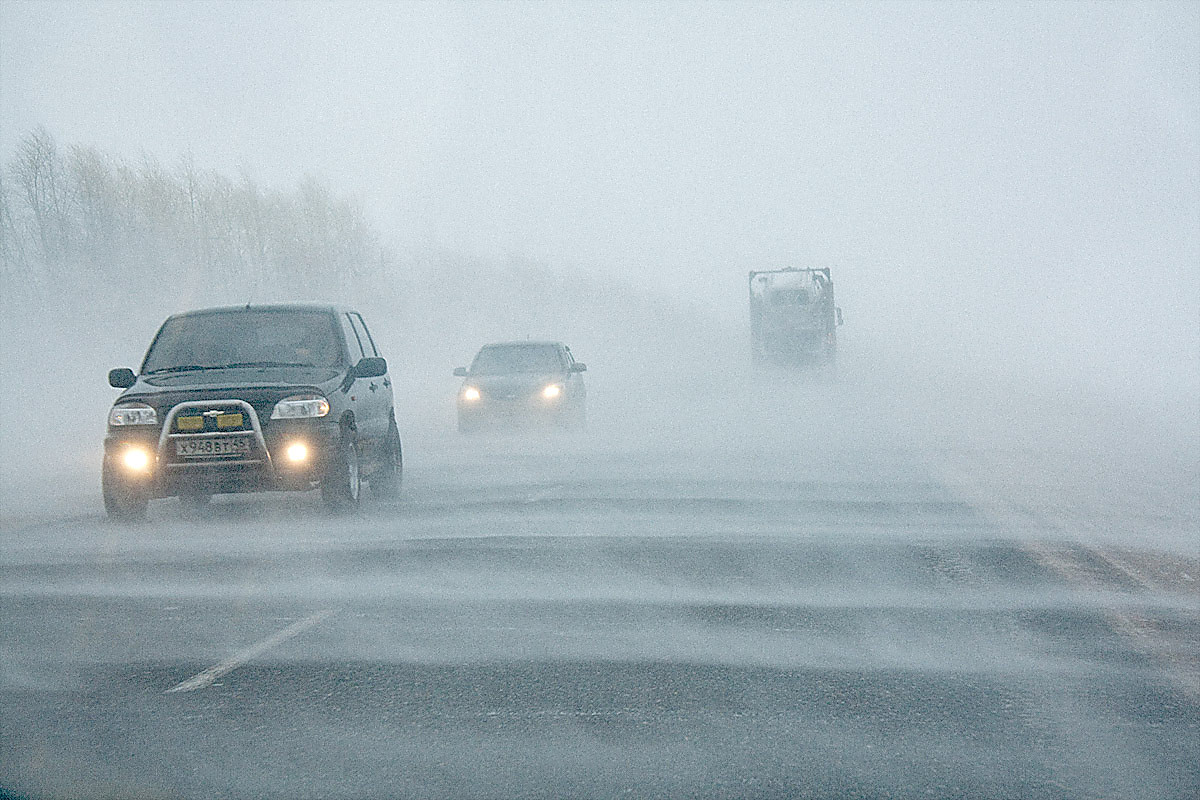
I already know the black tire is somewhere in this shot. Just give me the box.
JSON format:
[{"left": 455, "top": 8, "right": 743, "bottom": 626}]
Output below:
[
  {"left": 102, "top": 461, "right": 148, "bottom": 521},
  {"left": 560, "top": 402, "right": 586, "bottom": 431},
  {"left": 321, "top": 428, "right": 361, "bottom": 510},
  {"left": 370, "top": 416, "right": 403, "bottom": 498}
]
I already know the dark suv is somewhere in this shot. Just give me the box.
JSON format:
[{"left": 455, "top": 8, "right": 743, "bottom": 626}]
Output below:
[{"left": 103, "top": 304, "right": 402, "bottom": 518}]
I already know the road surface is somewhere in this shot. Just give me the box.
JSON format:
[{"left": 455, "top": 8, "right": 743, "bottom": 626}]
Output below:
[{"left": 2, "top": 385, "right": 1197, "bottom": 799}]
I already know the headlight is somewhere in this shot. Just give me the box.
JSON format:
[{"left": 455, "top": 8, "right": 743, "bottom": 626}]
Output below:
[
  {"left": 271, "top": 395, "right": 330, "bottom": 419},
  {"left": 462, "top": 386, "right": 481, "bottom": 402},
  {"left": 285, "top": 442, "right": 309, "bottom": 463},
  {"left": 121, "top": 447, "right": 151, "bottom": 471},
  {"left": 109, "top": 402, "right": 158, "bottom": 426},
  {"left": 542, "top": 384, "right": 562, "bottom": 400}
]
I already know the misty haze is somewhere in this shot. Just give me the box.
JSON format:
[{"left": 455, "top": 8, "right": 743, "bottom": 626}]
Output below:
[{"left": 1, "top": 2, "right": 1197, "bottom": 799}]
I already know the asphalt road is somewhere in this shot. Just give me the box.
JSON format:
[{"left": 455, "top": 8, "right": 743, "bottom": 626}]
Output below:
[{"left": 2, "top": 395, "right": 1198, "bottom": 800}]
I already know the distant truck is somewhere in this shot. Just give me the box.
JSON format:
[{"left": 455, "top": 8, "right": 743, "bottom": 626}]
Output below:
[{"left": 749, "top": 267, "right": 843, "bottom": 368}]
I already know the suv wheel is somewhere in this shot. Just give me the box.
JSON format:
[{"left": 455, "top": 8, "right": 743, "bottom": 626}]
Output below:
[
  {"left": 321, "top": 429, "right": 361, "bottom": 510},
  {"left": 370, "top": 416, "right": 403, "bottom": 498},
  {"left": 102, "top": 460, "right": 148, "bottom": 520}
]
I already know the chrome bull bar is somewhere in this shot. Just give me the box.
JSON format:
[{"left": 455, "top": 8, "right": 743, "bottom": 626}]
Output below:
[{"left": 157, "top": 399, "right": 273, "bottom": 469}]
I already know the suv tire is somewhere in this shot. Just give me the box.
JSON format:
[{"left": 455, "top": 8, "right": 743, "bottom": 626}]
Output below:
[
  {"left": 102, "top": 460, "right": 148, "bottom": 520},
  {"left": 370, "top": 416, "right": 403, "bottom": 498},
  {"left": 321, "top": 428, "right": 361, "bottom": 510}
]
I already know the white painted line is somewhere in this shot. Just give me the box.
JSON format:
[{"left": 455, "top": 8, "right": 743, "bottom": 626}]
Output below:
[
  {"left": 523, "top": 484, "right": 565, "bottom": 504},
  {"left": 166, "top": 609, "right": 333, "bottom": 694}
]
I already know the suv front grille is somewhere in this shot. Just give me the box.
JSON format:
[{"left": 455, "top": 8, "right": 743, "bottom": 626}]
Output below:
[{"left": 174, "top": 410, "right": 251, "bottom": 433}]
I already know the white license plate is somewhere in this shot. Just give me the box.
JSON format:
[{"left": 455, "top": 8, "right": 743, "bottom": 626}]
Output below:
[{"left": 175, "top": 437, "right": 251, "bottom": 458}]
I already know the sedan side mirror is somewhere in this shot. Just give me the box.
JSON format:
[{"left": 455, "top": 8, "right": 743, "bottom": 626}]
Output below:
[
  {"left": 108, "top": 368, "right": 136, "bottom": 389},
  {"left": 453, "top": 367, "right": 468, "bottom": 377},
  {"left": 353, "top": 357, "right": 387, "bottom": 379},
  {"left": 570, "top": 363, "right": 587, "bottom": 373}
]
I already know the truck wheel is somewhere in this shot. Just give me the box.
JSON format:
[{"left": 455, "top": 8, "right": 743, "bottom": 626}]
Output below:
[
  {"left": 102, "top": 461, "right": 148, "bottom": 521},
  {"left": 321, "top": 429, "right": 361, "bottom": 510},
  {"left": 370, "top": 417, "right": 403, "bottom": 498},
  {"left": 821, "top": 345, "right": 838, "bottom": 382}
]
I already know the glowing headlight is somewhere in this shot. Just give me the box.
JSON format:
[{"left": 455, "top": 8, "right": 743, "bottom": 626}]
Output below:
[
  {"left": 122, "top": 447, "right": 151, "bottom": 471},
  {"left": 109, "top": 403, "right": 158, "bottom": 426},
  {"left": 542, "top": 384, "right": 562, "bottom": 400},
  {"left": 271, "top": 395, "right": 330, "bottom": 419},
  {"left": 462, "top": 386, "right": 481, "bottom": 402},
  {"left": 285, "top": 442, "right": 309, "bottom": 463}
]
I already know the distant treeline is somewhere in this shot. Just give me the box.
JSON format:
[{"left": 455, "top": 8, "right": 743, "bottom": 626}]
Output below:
[{"left": 0, "top": 127, "right": 391, "bottom": 304}]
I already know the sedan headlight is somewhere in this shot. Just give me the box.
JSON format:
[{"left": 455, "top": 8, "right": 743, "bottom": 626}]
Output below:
[
  {"left": 271, "top": 394, "right": 330, "bottom": 419},
  {"left": 109, "top": 402, "right": 158, "bottom": 426},
  {"left": 542, "top": 384, "right": 562, "bottom": 400}
]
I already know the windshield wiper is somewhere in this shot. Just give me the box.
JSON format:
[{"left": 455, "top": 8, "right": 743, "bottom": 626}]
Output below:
[
  {"left": 145, "top": 361, "right": 316, "bottom": 375},
  {"left": 144, "top": 364, "right": 213, "bottom": 374},
  {"left": 219, "top": 361, "right": 315, "bottom": 369}
]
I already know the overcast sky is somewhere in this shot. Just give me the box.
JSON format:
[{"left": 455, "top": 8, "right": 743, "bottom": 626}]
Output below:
[{"left": 2, "top": 1, "right": 1197, "bottom": 395}]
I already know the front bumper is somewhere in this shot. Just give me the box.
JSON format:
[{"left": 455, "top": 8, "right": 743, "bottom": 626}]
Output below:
[
  {"left": 457, "top": 396, "right": 571, "bottom": 428},
  {"left": 103, "top": 400, "right": 339, "bottom": 497}
]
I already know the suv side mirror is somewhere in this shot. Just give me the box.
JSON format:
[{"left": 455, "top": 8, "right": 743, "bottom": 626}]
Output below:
[
  {"left": 836, "top": 307, "right": 844, "bottom": 326},
  {"left": 570, "top": 363, "right": 587, "bottom": 373},
  {"left": 353, "top": 357, "right": 387, "bottom": 379},
  {"left": 453, "top": 367, "right": 468, "bottom": 377},
  {"left": 108, "top": 368, "right": 136, "bottom": 389}
]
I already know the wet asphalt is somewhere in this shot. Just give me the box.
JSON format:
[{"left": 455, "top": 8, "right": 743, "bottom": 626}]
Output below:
[{"left": 1, "top": 427, "right": 1197, "bottom": 799}]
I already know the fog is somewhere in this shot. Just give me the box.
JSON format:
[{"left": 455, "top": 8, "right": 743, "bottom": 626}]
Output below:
[
  {"left": 0, "top": 2, "right": 1194, "bottom": 532},
  {"left": 4, "top": 1, "right": 1198, "bottom": 392},
  {"left": 1, "top": 7, "right": 1198, "bottom": 795}
]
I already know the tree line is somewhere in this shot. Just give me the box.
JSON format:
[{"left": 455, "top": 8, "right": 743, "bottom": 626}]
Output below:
[{"left": 1, "top": 127, "right": 392, "bottom": 305}]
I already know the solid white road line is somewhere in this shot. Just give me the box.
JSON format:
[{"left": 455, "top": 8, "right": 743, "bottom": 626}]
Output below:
[{"left": 166, "top": 609, "right": 333, "bottom": 693}]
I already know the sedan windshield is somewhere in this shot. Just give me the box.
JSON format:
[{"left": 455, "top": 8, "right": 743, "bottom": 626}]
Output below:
[
  {"left": 141, "top": 310, "right": 342, "bottom": 373},
  {"left": 470, "top": 344, "right": 562, "bottom": 374}
]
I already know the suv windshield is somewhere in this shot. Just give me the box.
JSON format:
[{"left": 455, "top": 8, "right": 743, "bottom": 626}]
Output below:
[
  {"left": 471, "top": 344, "right": 562, "bottom": 374},
  {"left": 141, "top": 310, "right": 342, "bottom": 373}
]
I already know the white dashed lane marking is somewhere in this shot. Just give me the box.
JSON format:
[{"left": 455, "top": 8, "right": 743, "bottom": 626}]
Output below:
[
  {"left": 523, "top": 485, "right": 566, "bottom": 504},
  {"left": 166, "top": 609, "right": 333, "bottom": 693}
]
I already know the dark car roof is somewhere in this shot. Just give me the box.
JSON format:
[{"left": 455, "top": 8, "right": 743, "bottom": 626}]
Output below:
[{"left": 166, "top": 303, "right": 348, "bottom": 320}]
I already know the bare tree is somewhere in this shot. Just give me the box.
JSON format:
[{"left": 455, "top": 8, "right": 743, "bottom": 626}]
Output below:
[
  {"left": 8, "top": 126, "right": 71, "bottom": 274},
  {"left": 67, "top": 144, "right": 119, "bottom": 274},
  {"left": 3, "top": 128, "right": 397, "bottom": 306}
]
